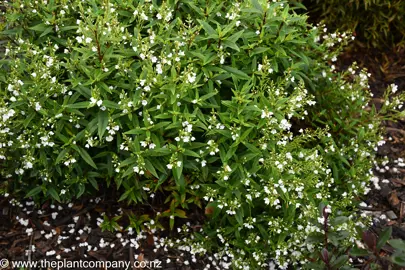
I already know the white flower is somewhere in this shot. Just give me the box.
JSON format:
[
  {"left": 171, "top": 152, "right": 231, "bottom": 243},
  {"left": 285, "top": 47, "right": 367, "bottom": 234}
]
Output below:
[
  {"left": 133, "top": 166, "right": 140, "bottom": 173},
  {"left": 140, "top": 141, "right": 148, "bottom": 147},
  {"left": 76, "top": 36, "right": 83, "bottom": 43},
  {"left": 187, "top": 73, "right": 197, "bottom": 83},
  {"left": 166, "top": 164, "right": 173, "bottom": 170},
  {"left": 142, "top": 100, "right": 148, "bottom": 106},
  {"left": 279, "top": 119, "right": 292, "bottom": 130},
  {"left": 46, "top": 250, "right": 56, "bottom": 256},
  {"left": 156, "top": 64, "right": 163, "bottom": 74},
  {"left": 85, "top": 37, "right": 92, "bottom": 44},
  {"left": 149, "top": 143, "right": 156, "bottom": 149},
  {"left": 220, "top": 55, "right": 225, "bottom": 64},
  {"left": 96, "top": 100, "right": 103, "bottom": 107},
  {"left": 31, "top": 72, "right": 37, "bottom": 78},
  {"left": 261, "top": 110, "right": 273, "bottom": 119},
  {"left": 106, "top": 135, "right": 114, "bottom": 142},
  {"left": 24, "top": 161, "right": 33, "bottom": 169},
  {"left": 35, "top": 102, "right": 42, "bottom": 111},
  {"left": 391, "top": 84, "right": 398, "bottom": 93}
]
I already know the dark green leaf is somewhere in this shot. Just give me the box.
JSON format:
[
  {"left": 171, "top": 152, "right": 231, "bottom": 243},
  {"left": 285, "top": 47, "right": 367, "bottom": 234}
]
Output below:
[
  {"left": 48, "top": 188, "right": 61, "bottom": 202},
  {"left": 377, "top": 226, "right": 392, "bottom": 250},
  {"left": 77, "top": 147, "right": 98, "bottom": 169},
  {"left": 25, "top": 186, "right": 42, "bottom": 198},
  {"left": 97, "top": 110, "right": 109, "bottom": 139}
]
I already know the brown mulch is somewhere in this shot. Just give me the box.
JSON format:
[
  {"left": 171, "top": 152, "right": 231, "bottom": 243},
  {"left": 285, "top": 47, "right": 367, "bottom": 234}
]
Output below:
[{"left": 0, "top": 194, "right": 209, "bottom": 270}]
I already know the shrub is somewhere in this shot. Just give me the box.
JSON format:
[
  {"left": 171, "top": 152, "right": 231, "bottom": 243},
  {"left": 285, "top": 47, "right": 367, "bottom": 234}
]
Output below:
[
  {"left": 1, "top": 0, "right": 404, "bottom": 268},
  {"left": 294, "top": 0, "right": 405, "bottom": 48}
]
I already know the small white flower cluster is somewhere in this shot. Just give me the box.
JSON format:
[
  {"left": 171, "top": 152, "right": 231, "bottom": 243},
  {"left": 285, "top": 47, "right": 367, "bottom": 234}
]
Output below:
[
  {"left": 85, "top": 136, "right": 98, "bottom": 148},
  {"left": 175, "top": 121, "right": 195, "bottom": 143},
  {"left": 64, "top": 157, "right": 77, "bottom": 167},
  {"left": 257, "top": 56, "right": 274, "bottom": 74},
  {"left": 166, "top": 154, "right": 182, "bottom": 170},
  {"left": 217, "top": 164, "right": 232, "bottom": 181},
  {"left": 206, "top": 140, "right": 219, "bottom": 156},
  {"left": 105, "top": 122, "right": 120, "bottom": 142},
  {"left": 133, "top": 161, "right": 146, "bottom": 175},
  {"left": 90, "top": 97, "right": 106, "bottom": 111}
]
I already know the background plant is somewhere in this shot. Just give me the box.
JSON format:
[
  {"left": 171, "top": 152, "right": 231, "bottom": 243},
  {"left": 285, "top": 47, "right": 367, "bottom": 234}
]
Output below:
[
  {"left": 1, "top": 0, "right": 404, "bottom": 269},
  {"left": 293, "top": 0, "right": 405, "bottom": 48}
]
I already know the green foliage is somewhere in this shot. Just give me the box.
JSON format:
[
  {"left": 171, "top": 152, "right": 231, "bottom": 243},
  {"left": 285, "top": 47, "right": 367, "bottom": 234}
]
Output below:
[
  {"left": 295, "top": 0, "right": 405, "bottom": 48},
  {"left": 99, "top": 214, "right": 122, "bottom": 232},
  {"left": 0, "top": 0, "right": 404, "bottom": 268},
  {"left": 306, "top": 210, "right": 405, "bottom": 269}
]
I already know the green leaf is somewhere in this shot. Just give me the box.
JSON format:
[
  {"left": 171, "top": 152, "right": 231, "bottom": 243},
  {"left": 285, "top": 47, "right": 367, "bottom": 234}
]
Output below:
[
  {"left": 77, "top": 147, "right": 98, "bottom": 169},
  {"left": 25, "top": 186, "right": 42, "bottom": 198},
  {"left": 118, "top": 188, "right": 133, "bottom": 202},
  {"left": 23, "top": 112, "right": 36, "bottom": 128},
  {"left": 39, "top": 27, "right": 53, "bottom": 38},
  {"left": 77, "top": 184, "right": 85, "bottom": 198},
  {"left": 349, "top": 246, "right": 369, "bottom": 257},
  {"left": 331, "top": 255, "right": 348, "bottom": 268},
  {"left": 151, "top": 121, "right": 171, "bottom": 131},
  {"left": 88, "top": 177, "right": 99, "bottom": 190},
  {"left": 251, "top": 0, "right": 264, "bottom": 12},
  {"left": 251, "top": 47, "right": 270, "bottom": 56},
  {"left": 198, "top": 19, "right": 217, "bottom": 36},
  {"left": 227, "top": 30, "right": 244, "bottom": 43},
  {"left": 222, "top": 66, "right": 250, "bottom": 80},
  {"left": 183, "top": 149, "right": 200, "bottom": 158},
  {"left": 103, "top": 100, "right": 121, "bottom": 110},
  {"left": 175, "top": 209, "right": 187, "bottom": 218},
  {"left": 29, "top": 23, "right": 48, "bottom": 31},
  {"left": 97, "top": 110, "right": 109, "bottom": 139},
  {"left": 124, "top": 127, "right": 144, "bottom": 135},
  {"left": 222, "top": 40, "right": 240, "bottom": 52},
  {"left": 235, "top": 209, "right": 243, "bottom": 225},
  {"left": 48, "top": 188, "right": 61, "bottom": 202},
  {"left": 65, "top": 101, "right": 90, "bottom": 109},
  {"left": 377, "top": 226, "right": 392, "bottom": 250},
  {"left": 145, "top": 148, "right": 171, "bottom": 156},
  {"left": 330, "top": 216, "right": 349, "bottom": 226},
  {"left": 392, "top": 252, "right": 405, "bottom": 266},
  {"left": 389, "top": 239, "right": 405, "bottom": 252},
  {"left": 145, "top": 159, "right": 159, "bottom": 178}
]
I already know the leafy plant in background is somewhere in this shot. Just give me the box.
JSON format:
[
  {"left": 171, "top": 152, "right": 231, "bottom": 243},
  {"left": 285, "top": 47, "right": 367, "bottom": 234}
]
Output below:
[
  {"left": 293, "top": 0, "right": 405, "bottom": 48},
  {"left": 389, "top": 239, "right": 405, "bottom": 267},
  {"left": 305, "top": 205, "right": 405, "bottom": 269},
  {"left": 1, "top": 0, "right": 405, "bottom": 268}
]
